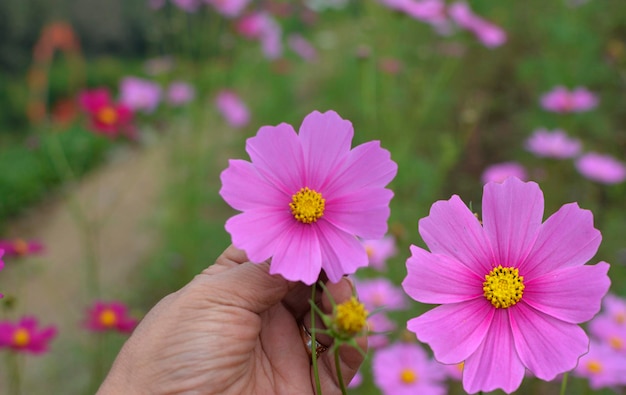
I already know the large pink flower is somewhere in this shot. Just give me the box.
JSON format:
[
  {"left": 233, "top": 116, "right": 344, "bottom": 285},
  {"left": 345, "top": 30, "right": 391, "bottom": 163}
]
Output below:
[
  {"left": 402, "top": 177, "right": 610, "bottom": 393},
  {"left": 220, "top": 110, "right": 397, "bottom": 284}
]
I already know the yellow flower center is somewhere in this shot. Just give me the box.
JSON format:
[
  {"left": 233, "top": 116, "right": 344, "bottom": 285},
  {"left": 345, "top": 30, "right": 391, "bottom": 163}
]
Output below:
[
  {"left": 456, "top": 362, "right": 465, "bottom": 372},
  {"left": 586, "top": 360, "right": 603, "bottom": 374},
  {"left": 99, "top": 309, "right": 118, "bottom": 327},
  {"left": 400, "top": 368, "right": 418, "bottom": 384},
  {"left": 609, "top": 336, "right": 623, "bottom": 350},
  {"left": 334, "top": 297, "right": 368, "bottom": 336},
  {"left": 12, "top": 239, "right": 29, "bottom": 255},
  {"left": 97, "top": 107, "right": 118, "bottom": 125},
  {"left": 615, "top": 312, "right": 625, "bottom": 324},
  {"left": 365, "top": 245, "right": 375, "bottom": 259},
  {"left": 483, "top": 265, "right": 525, "bottom": 308},
  {"left": 12, "top": 328, "right": 30, "bottom": 347},
  {"left": 290, "top": 187, "right": 325, "bottom": 224}
]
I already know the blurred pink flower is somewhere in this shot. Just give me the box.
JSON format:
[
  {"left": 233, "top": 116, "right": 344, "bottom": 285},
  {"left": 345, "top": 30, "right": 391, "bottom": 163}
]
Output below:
[
  {"left": 402, "top": 177, "right": 610, "bottom": 393},
  {"left": 540, "top": 86, "right": 599, "bottom": 113},
  {"left": 0, "top": 317, "right": 57, "bottom": 354},
  {"left": 206, "top": 0, "right": 251, "bottom": 18},
  {"left": 403, "top": 0, "right": 451, "bottom": 34},
  {"left": 215, "top": 90, "right": 250, "bottom": 128},
  {"left": 84, "top": 301, "right": 137, "bottom": 333},
  {"left": 367, "top": 312, "right": 396, "bottom": 348},
  {"left": 356, "top": 278, "right": 407, "bottom": 311},
  {"left": 235, "top": 12, "right": 282, "bottom": 59},
  {"left": 119, "top": 77, "right": 162, "bottom": 114},
  {"left": 288, "top": 34, "right": 317, "bottom": 62},
  {"left": 166, "top": 81, "right": 196, "bottom": 106},
  {"left": 0, "top": 239, "right": 44, "bottom": 257},
  {"left": 448, "top": 2, "right": 506, "bottom": 48},
  {"left": 525, "top": 128, "right": 582, "bottom": 159},
  {"left": 575, "top": 152, "right": 626, "bottom": 184},
  {"left": 172, "top": 0, "right": 203, "bottom": 12},
  {"left": 589, "top": 315, "right": 626, "bottom": 353},
  {"left": 481, "top": 162, "right": 527, "bottom": 184},
  {"left": 0, "top": 249, "right": 4, "bottom": 298},
  {"left": 573, "top": 341, "right": 626, "bottom": 389},
  {"left": 219, "top": 110, "right": 397, "bottom": 284},
  {"left": 348, "top": 370, "right": 363, "bottom": 388},
  {"left": 360, "top": 235, "right": 397, "bottom": 271},
  {"left": 441, "top": 361, "right": 464, "bottom": 381},
  {"left": 373, "top": 342, "right": 447, "bottom": 395},
  {"left": 78, "top": 88, "right": 136, "bottom": 139},
  {"left": 602, "top": 294, "right": 626, "bottom": 325}
]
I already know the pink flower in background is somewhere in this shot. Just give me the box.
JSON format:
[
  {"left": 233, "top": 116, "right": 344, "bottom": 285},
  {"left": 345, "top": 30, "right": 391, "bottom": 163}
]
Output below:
[
  {"left": 215, "top": 90, "right": 250, "bottom": 128},
  {"left": 84, "top": 301, "right": 138, "bottom": 334},
  {"left": 78, "top": 88, "right": 135, "bottom": 139},
  {"left": 0, "top": 249, "right": 4, "bottom": 298},
  {"left": 288, "top": 34, "right": 317, "bottom": 62},
  {"left": 540, "top": 86, "right": 599, "bottom": 113},
  {"left": 206, "top": 0, "right": 251, "bottom": 18},
  {"left": 0, "top": 317, "right": 57, "bottom": 354},
  {"left": 348, "top": 370, "right": 363, "bottom": 388},
  {"left": 402, "top": 177, "right": 610, "bottom": 393},
  {"left": 403, "top": 0, "right": 451, "bottom": 34},
  {"left": 589, "top": 315, "right": 626, "bottom": 353},
  {"left": 481, "top": 161, "right": 527, "bottom": 184},
  {"left": 361, "top": 235, "right": 397, "bottom": 270},
  {"left": 219, "top": 110, "right": 397, "bottom": 284},
  {"left": 236, "top": 12, "right": 282, "bottom": 59},
  {"left": 0, "top": 239, "right": 44, "bottom": 257},
  {"left": 356, "top": 278, "right": 407, "bottom": 311},
  {"left": 367, "top": 312, "right": 397, "bottom": 348},
  {"left": 601, "top": 294, "right": 626, "bottom": 325},
  {"left": 525, "top": 128, "right": 582, "bottom": 159},
  {"left": 573, "top": 341, "right": 626, "bottom": 389},
  {"left": 119, "top": 77, "right": 162, "bottom": 114},
  {"left": 171, "top": 0, "right": 203, "bottom": 12},
  {"left": 373, "top": 342, "right": 447, "bottom": 395},
  {"left": 166, "top": 81, "right": 196, "bottom": 106},
  {"left": 441, "top": 361, "right": 464, "bottom": 381},
  {"left": 575, "top": 152, "right": 626, "bottom": 184},
  {"left": 448, "top": 2, "right": 506, "bottom": 48}
]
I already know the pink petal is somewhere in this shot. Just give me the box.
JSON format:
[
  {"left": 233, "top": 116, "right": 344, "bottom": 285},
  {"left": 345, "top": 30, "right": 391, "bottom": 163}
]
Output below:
[
  {"left": 270, "top": 224, "right": 322, "bottom": 285},
  {"left": 419, "top": 195, "right": 494, "bottom": 276},
  {"left": 225, "top": 208, "right": 292, "bottom": 263},
  {"left": 482, "top": 178, "right": 544, "bottom": 267},
  {"left": 523, "top": 262, "right": 610, "bottom": 323},
  {"left": 315, "top": 220, "right": 368, "bottom": 283},
  {"left": 298, "top": 110, "right": 353, "bottom": 190},
  {"left": 403, "top": 245, "right": 484, "bottom": 304},
  {"left": 510, "top": 302, "right": 589, "bottom": 381},
  {"left": 323, "top": 140, "right": 398, "bottom": 197},
  {"left": 463, "top": 309, "right": 525, "bottom": 394},
  {"left": 245, "top": 123, "right": 305, "bottom": 194},
  {"left": 324, "top": 187, "right": 394, "bottom": 240},
  {"left": 407, "top": 299, "right": 494, "bottom": 364},
  {"left": 219, "top": 159, "right": 288, "bottom": 211},
  {"left": 520, "top": 203, "right": 601, "bottom": 279}
]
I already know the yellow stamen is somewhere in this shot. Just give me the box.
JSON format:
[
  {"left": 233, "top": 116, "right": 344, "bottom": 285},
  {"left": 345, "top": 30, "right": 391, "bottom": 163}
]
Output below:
[
  {"left": 99, "top": 309, "right": 118, "bottom": 327},
  {"left": 483, "top": 265, "right": 525, "bottom": 308},
  {"left": 12, "top": 328, "right": 30, "bottom": 347},
  {"left": 365, "top": 245, "right": 375, "bottom": 259},
  {"left": 615, "top": 312, "right": 625, "bottom": 324},
  {"left": 12, "top": 239, "right": 29, "bottom": 255},
  {"left": 334, "top": 297, "right": 368, "bottom": 336},
  {"left": 400, "top": 368, "right": 418, "bottom": 384},
  {"left": 290, "top": 187, "right": 325, "bottom": 224},
  {"left": 456, "top": 362, "right": 465, "bottom": 372},
  {"left": 609, "top": 336, "right": 623, "bottom": 350},
  {"left": 587, "top": 360, "right": 603, "bottom": 374},
  {"left": 97, "top": 107, "right": 118, "bottom": 125}
]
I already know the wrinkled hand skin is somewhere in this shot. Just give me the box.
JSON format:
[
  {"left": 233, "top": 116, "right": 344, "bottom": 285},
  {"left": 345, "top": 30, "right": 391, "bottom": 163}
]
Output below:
[{"left": 98, "top": 245, "right": 367, "bottom": 395}]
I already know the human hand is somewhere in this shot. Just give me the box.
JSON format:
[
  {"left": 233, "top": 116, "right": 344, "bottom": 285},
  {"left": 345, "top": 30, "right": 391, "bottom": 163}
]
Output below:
[{"left": 98, "top": 245, "right": 367, "bottom": 394}]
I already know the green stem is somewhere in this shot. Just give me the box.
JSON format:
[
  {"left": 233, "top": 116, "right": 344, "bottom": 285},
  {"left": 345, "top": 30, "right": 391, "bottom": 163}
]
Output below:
[
  {"left": 7, "top": 352, "right": 22, "bottom": 395},
  {"left": 311, "top": 285, "right": 322, "bottom": 395},
  {"left": 560, "top": 372, "right": 569, "bottom": 395},
  {"left": 334, "top": 347, "right": 347, "bottom": 395}
]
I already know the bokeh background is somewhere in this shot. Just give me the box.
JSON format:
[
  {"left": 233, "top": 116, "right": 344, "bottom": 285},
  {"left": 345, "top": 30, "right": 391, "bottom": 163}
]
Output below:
[{"left": 1, "top": 0, "right": 625, "bottom": 393}]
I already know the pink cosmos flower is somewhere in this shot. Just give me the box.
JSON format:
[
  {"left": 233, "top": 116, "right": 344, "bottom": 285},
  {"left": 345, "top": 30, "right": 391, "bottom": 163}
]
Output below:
[
  {"left": 589, "top": 315, "right": 626, "bottom": 353},
  {"left": 540, "top": 86, "right": 599, "bottom": 113},
  {"left": 575, "top": 152, "right": 626, "bottom": 184},
  {"left": 402, "top": 177, "right": 611, "bottom": 393},
  {"left": 448, "top": 2, "right": 506, "bottom": 48},
  {"left": 288, "top": 34, "right": 317, "bottom": 62},
  {"left": 0, "top": 239, "right": 44, "bottom": 257},
  {"left": 525, "top": 128, "right": 582, "bottom": 159},
  {"left": 166, "top": 81, "right": 195, "bottom": 106},
  {"left": 119, "top": 77, "right": 162, "bottom": 114},
  {"left": 373, "top": 342, "right": 448, "bottom": 395},
  {"left": 215, "top": 90, "right": 250, "bottom": 128},
  {"left": 219, "top": 110, "right": 397, "bottom": 284},
  {"left": 84, "top": 301, "right": 138, "bottom": 333},
  {"left": 356, "top": 278, "right": 407, "bottom": 311},
  {"left": 78, "top": 88, "right": 135, "bottom": 139},
  {"left": 235, "top": 12, "right": 282, "bottom": 59},
  {"left": 361, "top": 235, "right": 397, "bottom": 271},
  {"left": 206, "top": 0, "right": 251, "bottom": 18},
  {"left": 481, "top": 162, "right": 527, "bottom": 184},
  {"left": 0, "top": 317, "right": 57, "bottom": 354},
  {"left": 403, "top": 0, "right": 451, "bottom": 34},
  {"left": 601, "top": 294, "right": 626, "bottom": 325},
  {"left": 367, "top": 312, "right": 396, "bottom": 348},
  {"left": 441, "top": 361, "right": 464, "bottom": 381},
  {"left": 573, "top": 341, "right": 626, "bottom": 389}
]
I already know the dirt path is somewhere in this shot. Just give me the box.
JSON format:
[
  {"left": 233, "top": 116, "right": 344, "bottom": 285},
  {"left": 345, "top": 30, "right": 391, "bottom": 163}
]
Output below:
[{"left": 0, "top": 140, "right": 167, "bottom": 393}]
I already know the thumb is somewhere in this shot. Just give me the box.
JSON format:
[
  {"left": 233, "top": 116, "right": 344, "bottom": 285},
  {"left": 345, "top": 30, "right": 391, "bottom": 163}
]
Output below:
[{"left": 196, "top": 261, "right": 291, "bottom": 314}]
